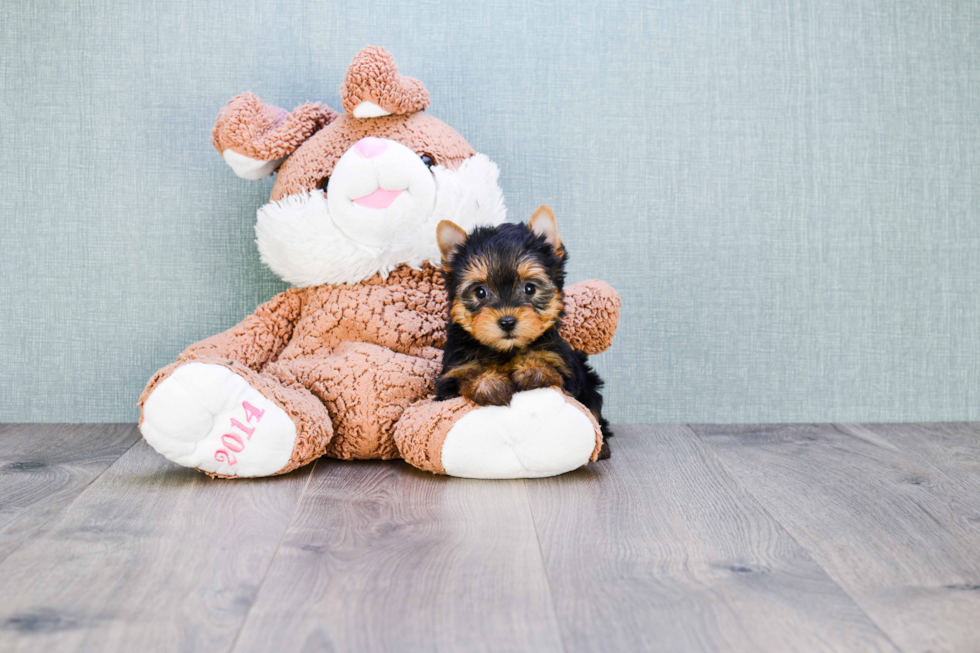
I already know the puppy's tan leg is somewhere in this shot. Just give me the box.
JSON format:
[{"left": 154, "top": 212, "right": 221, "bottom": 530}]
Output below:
[
  {"left": 510, "top": 350, "right": 567, "bottom": 392},
  {"left": 461, "top": 369, "right": 514, "bottom": 406}
]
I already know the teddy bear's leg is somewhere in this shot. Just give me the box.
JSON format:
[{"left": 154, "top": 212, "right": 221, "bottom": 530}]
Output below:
[
  {"left": 394, "top": 389, "right": 603, "bottom": 479},
  {"left": 265, "top": 342, "right": 441, "bottom": 461},
  {"left": 139, "top": 358, "right": 332, "bottom": 478}
]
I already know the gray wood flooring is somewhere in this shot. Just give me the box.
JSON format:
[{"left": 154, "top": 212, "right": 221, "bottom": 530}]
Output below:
[{"left": 0, "top": 423, "right": 977, "bottom": 652}]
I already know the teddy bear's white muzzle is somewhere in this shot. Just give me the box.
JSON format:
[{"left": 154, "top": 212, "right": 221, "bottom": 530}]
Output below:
[{"left": 326, "top": 138, "right": 436, "bottom": 248}]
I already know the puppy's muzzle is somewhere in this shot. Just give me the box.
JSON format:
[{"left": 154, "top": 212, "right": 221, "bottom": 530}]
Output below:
[{"left": 497, "top": 316, "right": 517, "bottom": 333}]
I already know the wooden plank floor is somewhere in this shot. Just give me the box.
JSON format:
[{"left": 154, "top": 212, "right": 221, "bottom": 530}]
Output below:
[{"left": 0, "top": 424, "right": 977, "bottom": 653}]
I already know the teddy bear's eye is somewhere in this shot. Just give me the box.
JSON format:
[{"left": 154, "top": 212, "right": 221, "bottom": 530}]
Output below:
[
  {"left": 420, "top": 154, "right": 435, "bottom": 169},
  {"left": 474, "top": 286, "right": 487, "bottom": 300}
]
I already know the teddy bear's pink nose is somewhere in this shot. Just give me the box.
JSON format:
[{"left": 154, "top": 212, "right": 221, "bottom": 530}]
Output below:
[{"left": 353, "top": 137, "right": 388, "bottom": 159}]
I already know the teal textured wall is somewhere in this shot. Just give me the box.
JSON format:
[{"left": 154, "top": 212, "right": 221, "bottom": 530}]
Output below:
[{"left": 1, "top": 0, "right": 979, "bottom": 423}]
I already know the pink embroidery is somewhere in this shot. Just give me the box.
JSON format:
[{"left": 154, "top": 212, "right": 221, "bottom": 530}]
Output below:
[
  {"left": 230, "top": 418, "right": 254, "bottom": 439},
  {"left": 214, "top": 400, "right": 266, "bottom": 466},
  {"left": 214, "top": 450, "right": 237, "bottom": 465},
  {"left": 243, "top": 401, "right": 265, "bottom": 423},
  {"left": 222, "top": 433, "right": 245, "bottom": 452}
]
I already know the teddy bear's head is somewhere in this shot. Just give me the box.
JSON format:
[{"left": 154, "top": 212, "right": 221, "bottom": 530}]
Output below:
[{"left": 212, "top": 46, "right": 506, "bottom": 287}]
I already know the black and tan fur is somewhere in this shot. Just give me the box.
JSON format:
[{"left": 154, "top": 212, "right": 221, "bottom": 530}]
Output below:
[{"left": 434, "top": 206, "right": 612, "bottom": 458}]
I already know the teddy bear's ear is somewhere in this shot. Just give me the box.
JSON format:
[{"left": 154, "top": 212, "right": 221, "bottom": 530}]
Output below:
[
  {"left": 340, "top": 46, "right": 430, "bottom": 119},
  {"left": 212, "top": 93, "right": 339, "bottom": 180}
]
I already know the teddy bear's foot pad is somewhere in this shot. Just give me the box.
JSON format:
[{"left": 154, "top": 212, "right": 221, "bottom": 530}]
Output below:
[
  {"left": 440, "top": 388, "right": 597, "bottom": 479},
  {"left": 141, "top": 363, "right": 297, "bottom": 477}
]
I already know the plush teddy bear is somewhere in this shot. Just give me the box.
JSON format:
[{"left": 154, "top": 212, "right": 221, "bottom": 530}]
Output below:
[{"left": 138, "top": 46, "right": 621, "bottom": 479}]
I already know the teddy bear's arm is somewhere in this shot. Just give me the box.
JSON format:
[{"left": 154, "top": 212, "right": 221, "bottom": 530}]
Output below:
[
  {"left": 559, "top": 280, "right": 621, "bottom": 355},
  {"left": 178, "top": 289, "right": 304, "bottom": 371}
]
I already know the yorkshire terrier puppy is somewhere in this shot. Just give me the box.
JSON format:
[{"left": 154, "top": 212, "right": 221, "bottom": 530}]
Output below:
[{"left": 434, "top": 206, "right": 612, "bottom": 458}]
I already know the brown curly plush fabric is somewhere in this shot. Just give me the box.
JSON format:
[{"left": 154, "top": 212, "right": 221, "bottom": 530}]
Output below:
[
  {"left": 394, "top": 395, "right": 475, "bottom": 474},
  {"left": 340, "top": 45, "right": 430, "bottom": 117},
  {"left": 211, "top": 93, "right": 338, "bottom": 161},
  {"left": 559, "top": 280, "right": 622, "bottom": 355}
]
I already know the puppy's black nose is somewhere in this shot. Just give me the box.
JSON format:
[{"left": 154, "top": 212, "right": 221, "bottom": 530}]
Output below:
[{"left": 498, "top": 316, "right": 517, "bottom": 332}]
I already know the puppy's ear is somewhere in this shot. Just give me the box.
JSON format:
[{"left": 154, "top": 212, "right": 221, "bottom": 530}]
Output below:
[
  {"left": 529, "top": 205, "right": 562, "bottom": 251},
  {"left": 437, "top": 220, "right": 468, "bottom": 264}
]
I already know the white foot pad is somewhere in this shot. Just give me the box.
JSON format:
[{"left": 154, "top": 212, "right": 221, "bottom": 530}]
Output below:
[
  {"left": 440, "top": 388, "right": 597, "bottom": 479},
  {"left": 141, "top": 363, "right": 296, "bottom": 477}
]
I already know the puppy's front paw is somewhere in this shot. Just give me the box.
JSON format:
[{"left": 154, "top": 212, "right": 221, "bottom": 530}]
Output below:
[
  {"left": 462, "top": 371, "right": 514, "bottom": 406},
  {"left": 511, "top": 361, "right": 564, "bottom": 392}
]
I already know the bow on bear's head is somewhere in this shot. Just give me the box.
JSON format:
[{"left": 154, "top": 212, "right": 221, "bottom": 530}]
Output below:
[{"left": 211, "top": 46, "right": 507, "bottom": 287}]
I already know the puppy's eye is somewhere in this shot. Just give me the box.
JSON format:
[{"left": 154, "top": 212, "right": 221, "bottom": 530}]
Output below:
[
  {"left": 474, "top": 286, "right": 487, "bottom": 300},
  {"left": 420, "top": 154, "right": 435, "bottom": 169},
  {"left": 523, "top": 283, "right": 536, "bottom": 296}
]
